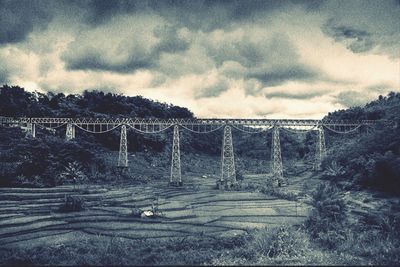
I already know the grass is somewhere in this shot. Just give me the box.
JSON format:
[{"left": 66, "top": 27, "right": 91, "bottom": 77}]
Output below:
[
  {"left": 0, "top": 235, "right": 246, "bottom": 266},
  {"left": 1, "top": 165, "right": 399, "bottom": 266},
  {"left": 0, "top": 225, "right": 369, "bottom": 266},
  {"left": 1, "top": 214, "right": 399, "bottom": 265}
]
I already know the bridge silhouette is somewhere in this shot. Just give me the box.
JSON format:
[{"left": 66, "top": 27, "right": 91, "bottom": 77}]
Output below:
[{"left": 0, "top": 117, "right": 396, "bottom": 189}]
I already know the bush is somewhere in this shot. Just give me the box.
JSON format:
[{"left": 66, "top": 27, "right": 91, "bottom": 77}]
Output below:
[
  {"left": 14, "top": 175, "right": 45, "bottom": 188},
  {"left": 305, "top": 183, "right": 348, "bottom": 249},
  {"left": 129, "top": 206, "right": 142, "bottom": 217},
  {"left": 57, "top": 161, "right": 88, "bottom": 186},
  {"left": 251, "top": 226, "right": 310, "bottom": 258},
  {"left": 59, "top": 195, "right": 85, "bottom": 212},
  {"left": 236, "top": 170, "right": 244, "bottom": 181}
]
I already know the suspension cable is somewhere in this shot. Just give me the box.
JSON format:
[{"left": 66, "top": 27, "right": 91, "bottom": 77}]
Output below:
[
  {"left": 74, "top": 123, "right": 122, "bottom": 134},
  {"left": 178, "top": 124, "right": 224, "bottom": 134},
  {"left": 127, "top": 123, "right": 173, "bottom": 134},
  {"left": 323, "top": 124, "right": 362, "bottom": 134},
  {"left": 230, "top": 124, "right": 273, "bottom": 134},
  {"left": 281, "top": 125, "right": 318, "bottom": 134}
]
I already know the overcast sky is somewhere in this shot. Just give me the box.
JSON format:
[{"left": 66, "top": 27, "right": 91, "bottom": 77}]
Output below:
[{"left": 0, "top": 0, "right": 399, "bottom": 118}]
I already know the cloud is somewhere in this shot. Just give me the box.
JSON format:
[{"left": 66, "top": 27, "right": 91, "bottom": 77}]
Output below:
[
  {"left": 61, "top": 14, "right": 322, "bottom": 90},
  {"left": 335, "top": 90, "right": 377, "bottom": 108},
  {"left": 0, "top": 69, "right": 9, "bottom": 84},
  {"left": 79, "top": 0, "right": 141, "bottom": 26},
  {"left": 322, "top": 20, "right": 375, "bottom": 53},
  {"left": 76, "top": 0, "right": 288, "bottom": 31},
  {"left": 0, "top": 0, "right": 53, "bottom": 44},
  {"left": 153, "top": 24, "right": 191, "bottom": 54},
  {"left": 61, "top": 14, "right": 193, "bottom": 74},
  {"left": 204, "top": 31, "right": 322, "bottom": 89},
  {"left": 366, "top": 83, "right": 398, "bottom": 94},
  {"left": 195, "top": 78, "right": 229, "bottom": 99},
  {"left": 72, "top": 0, "right": 324, "bottom": 34},
  {"left": 265, "top": 89, "right": 327, "bottom": 100},
  {"left": 320, "top": 0, "right": 400, "bottom": 58},
  {"left": 247, "top": 64, "right": 320, "bottom": 87}
]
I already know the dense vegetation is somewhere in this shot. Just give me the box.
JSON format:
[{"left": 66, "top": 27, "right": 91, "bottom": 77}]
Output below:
[{"left": 321, "top": 92, "right": 400, "bottom": 195}]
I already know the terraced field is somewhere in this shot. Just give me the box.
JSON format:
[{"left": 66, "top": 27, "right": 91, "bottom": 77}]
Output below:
[{"left": 0, "top": 174, "right": 310, "bottom": 249}]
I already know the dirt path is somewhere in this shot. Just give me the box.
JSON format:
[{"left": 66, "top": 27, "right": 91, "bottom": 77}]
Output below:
[{"left": 0, "top": 175, "right": 310, "bottom": 249}]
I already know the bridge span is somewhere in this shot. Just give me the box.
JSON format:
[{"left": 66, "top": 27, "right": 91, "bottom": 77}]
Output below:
[{"left": 0, "top": 117, "right": 396, "bottom": 189}]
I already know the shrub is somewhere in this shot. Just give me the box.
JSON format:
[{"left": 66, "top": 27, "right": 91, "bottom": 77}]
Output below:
[
  {"left": 305, "top": 183, "right": 348, "bottom": 249},
  {"left": 57, "top": 161, "right": 88, "bottom": 187},
  {"left": 59, "top": 195, "right": 85, "bottom": 212},
  {"left": 14, "top": 175, "right": 45, "bottom": 188},
  {"left": 236, "top": 170, "right": 244, "bottom": 181},
  {"left": 129, "top": 206, "right": 142, "bottom": 217},
  {"left": 323, "top": 160, "right": 345, "bottom": 178},
  {"left": 251, "top": 226, "right": 310, "bottom": 258}
]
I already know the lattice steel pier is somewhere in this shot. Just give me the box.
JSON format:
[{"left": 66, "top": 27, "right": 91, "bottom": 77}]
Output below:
[
  {"left": 0, "top": 117, "right": 395, "bottom": 190},
  {"left": 170, "top": 125, "right": 182, "bottom": 186},
  {"left": 218, "top": 125, "right": 238, "bottom": 190}
]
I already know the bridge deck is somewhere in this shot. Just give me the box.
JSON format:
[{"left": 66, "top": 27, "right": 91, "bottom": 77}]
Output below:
[{"left": 0, "top": 116, "right": 394, "bottom": 127}]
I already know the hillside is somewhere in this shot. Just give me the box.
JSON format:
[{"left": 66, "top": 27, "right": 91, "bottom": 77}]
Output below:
[{"left": 321, "top": 92, "right": 400, "bottom": 195}]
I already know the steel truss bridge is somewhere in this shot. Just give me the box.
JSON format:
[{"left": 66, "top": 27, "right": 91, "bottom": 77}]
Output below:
[{"left": 0, "top": 117, "right": 396, "bottom": 188}]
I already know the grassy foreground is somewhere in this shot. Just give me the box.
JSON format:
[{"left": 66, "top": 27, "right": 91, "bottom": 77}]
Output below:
[
  {"left": 1, "top": 181, "right": 399, "bottom": 266},
  {"left": 0, "top": 221, "right": 398, "bottom": 266},
  {"left": 0, "top": 226, "right": 353, "bottom": 266}
]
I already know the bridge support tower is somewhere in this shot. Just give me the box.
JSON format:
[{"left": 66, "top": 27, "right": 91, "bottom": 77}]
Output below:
[
  {"left": 169, "top": 125, "right": 182, "bottom": 186},
  {"left": 26, "top": 123, "right": 36, "bottom": 138},
  {"left": 271, "top": 126, "right": 284, "bottom": 186},
  {"left": 218, "top": 125, "right": 238, "bottom": 190},
  {"left": 314, "top": 126, "right": 326, "bottom": 171},
  {"left": 66, "top": 123, "right": 75, "bottom": 140},
  {"left": 118, "top": 125, "right": 128, "bottom": 168}
]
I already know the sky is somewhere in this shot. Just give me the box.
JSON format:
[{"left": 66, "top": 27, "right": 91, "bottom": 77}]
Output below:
[{"left": 0, "top": 0, "right": 399, "bottom": 119}]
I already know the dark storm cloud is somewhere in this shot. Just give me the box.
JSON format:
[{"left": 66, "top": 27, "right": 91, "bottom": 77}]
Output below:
[
  {"left": 63, "top": 49, "right": 154, "bottom": 73},
  {"left": 322, "top": 19, "right": 375, "bottom": 53},
  {"left": 166, "top": 0, "right": 323, "bottom": 31},
  {"left": 79, "top": 0, "right": 141, "bottom": 26},
  {"left": 247, "top": 65, "right": 320, "bottom": 87},
  {"left": 0, "top": 0, "right": 53, "bottom": 44},
  {"left": 62, "top": 21, "right": 190, "bottom": 73},
  {"left": 207, "top": 39, "right": 266, "bottom": 69},
  {"left": 153, "top": 24, "right": 190, "bottom": 54},
  {"left": 75, "top": 0, "right": 323, "bottom": 31},
  {"left": 195, "top": 79, "right": 229, "bottom": 99},
  {"left": 265, "top": 90, "right": 327, "bottom": 100},
  {"left": 152, "top": 0, "right": 284, "bottom": 32},
  {"left": 320, "top": 1, "right": 400, "bottom": 58},
  {"left": 214, "top": 34, "right": 322, "bottom": 90},
  {"left": 59, "top": 0, "right": 325, "bottom": 82}
]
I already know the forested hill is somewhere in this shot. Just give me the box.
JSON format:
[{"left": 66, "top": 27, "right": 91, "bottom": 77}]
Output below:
[
  {"left": 324, "top": 91, "right": 400, "bottom": 122},
  {"left": 322, "top": 91, "right": 400, "bottom": 195},
  {"left": 0, "top": 85, "right": 196, "bottom": 188},
  {"left": 0, "top": 85, "right": 194, "bottom": 118}
]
